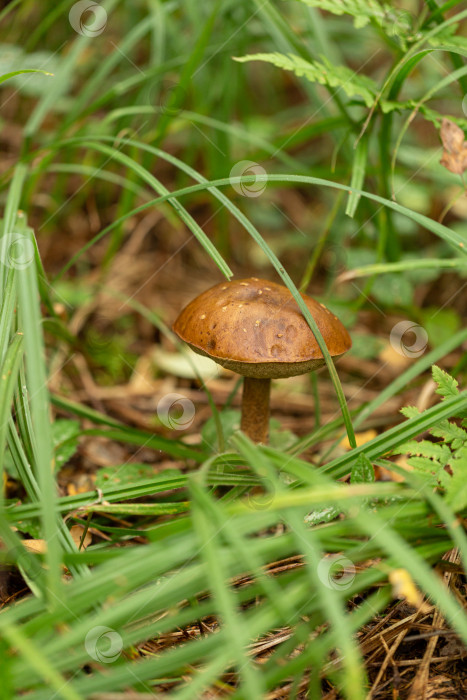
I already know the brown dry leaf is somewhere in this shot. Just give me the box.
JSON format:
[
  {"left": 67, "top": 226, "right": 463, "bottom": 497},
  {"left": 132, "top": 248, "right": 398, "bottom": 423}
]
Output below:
[
  {"left": 444, "top": 186, "right": 467, "bottom": 216},
  {"left": 379, "top": 341, "right": 411, "bottom": 369},
  {"left": 375, "top": 455, "right": 413, "bottom": 483},
  {"left": 70, "top": 525, "right": 92, "bottom": 550},
  {"left": 394, "top": 455, "right": 413, "bottom": 482},
  {"left": 67, "top": 483, "right": 78, "bottom": 496},
  {"left": 440, "top": 118, "right": 467, "bottom": 175},
  {"left": 425, "top": 675, "right": 460, "bottom": 699},
  {"left": 65, "top": 474, "right": 95, "bottom": 496},
  {"left": 389, "top": 568, "right": 430, "bottom": 612},
  {"left": 81, "top": 439, "right": 127, "bottom": 468},
  {"left": 340, "top": 429, "right": 377, "bottom": 450},
  {"left": 22, "top": 539, "right": 47, "bottom": 555}
]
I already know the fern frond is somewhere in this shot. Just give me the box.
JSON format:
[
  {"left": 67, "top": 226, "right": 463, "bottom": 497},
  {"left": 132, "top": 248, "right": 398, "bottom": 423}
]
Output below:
[
  {"left": 400, "top": 405, "right": 421, "bottom": 419},
  {"left": 290, "top": 0, "right": 390, "bottom": 29},
  {"left": 406, "top": 456, "right": 443, "bottom": 477},
  {"left": 395, "top": 439, "right": 451, "bottom": 466},
  {"left": 432, "top": 365, "right": 459, "bottom": 399},
  {"left": 234, "top": 53, "right": 377, "bottom": 107},
  {"left": 431, "top": 419, "right": 467, "bottom": 449},
  {"left": 444, "top": 446, "right": 467, "bottom": 512}
]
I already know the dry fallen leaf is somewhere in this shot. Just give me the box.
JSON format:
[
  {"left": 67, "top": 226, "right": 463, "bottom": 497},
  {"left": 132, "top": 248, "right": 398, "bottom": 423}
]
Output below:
[
  {"left": 152, "top": 347, "right": 223, "bottom": 380},
  {"left": 22, "top": 539, "right": 47, "bottom": 555},
  {"left": 379, "top": 342, "right": 411, "bottom": 369},
  {"left": 425, "top": 676, "right": 462, "bottom": 700},
  {"left": 375, "top": 455, "right": 413, "bottom": 483},
  {"left": 70, "top": 525, "right": 92, "bottom": 550},
  {"left": 340, "top": 429, "right": 377, "bottom": 450},
  {"left": 389, "top": 568, "right": 430, "bottom": 612},
  {"left": 66, "top": 473, "right": 95, "bottom": 496},
  {"left": 440, "top": 118, "right": 467, "bottom": 175},
  {"left": 443, "top": 185, "right": 467, "bottom": 217}
]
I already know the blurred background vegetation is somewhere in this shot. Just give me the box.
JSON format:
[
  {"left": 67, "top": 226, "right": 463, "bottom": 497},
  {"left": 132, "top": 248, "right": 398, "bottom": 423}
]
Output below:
[{"left": 0, "top": 1, "right": 467, "bottom": 698}]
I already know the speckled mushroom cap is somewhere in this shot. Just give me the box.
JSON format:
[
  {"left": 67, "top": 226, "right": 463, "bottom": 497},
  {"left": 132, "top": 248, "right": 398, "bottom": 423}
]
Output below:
[{"left": 173, "top": 278, "right": 351, "bottom": 378}]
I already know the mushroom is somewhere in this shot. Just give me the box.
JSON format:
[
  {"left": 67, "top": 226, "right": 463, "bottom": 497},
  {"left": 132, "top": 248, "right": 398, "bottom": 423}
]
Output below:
[{"left": 173, "top": 278, "right": 351, "bottom": 444}]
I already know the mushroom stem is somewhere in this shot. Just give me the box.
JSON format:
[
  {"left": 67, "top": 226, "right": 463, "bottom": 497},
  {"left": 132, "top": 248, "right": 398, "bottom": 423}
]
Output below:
[{"left": 240, "top": 377, "right": 271, "bottom": 443}]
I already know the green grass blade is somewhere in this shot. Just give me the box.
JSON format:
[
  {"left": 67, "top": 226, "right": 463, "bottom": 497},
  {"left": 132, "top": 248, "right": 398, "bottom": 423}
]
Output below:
[
  {"left": 0, "top": 334, "right": 23, "bottom": 471},
  {"left": 64, "top": 139, "right": 232, "bottom": 278},
  {"left": 1, "top": 623, "right": 83, "bottom": 700},
  {"left": 354, "top": 328, "right": 467, "bottom": 428},
  {"left": 190, "top": 477, "right": 265, "bottom": 697},
  {"left": 339, "top": 258, "right": 467, "bottom": 282},
  {"left": 345, "top": 135, "right": 368, "bottom": 218},
  {"left": 17, "top": 224, "right": 62, "bottom": 603},
  {"left": 23, "top": 0, "right": 120, "bottom": 138},
  {"left": 154, "top": 0, "right": 223, "bottom": 146}
]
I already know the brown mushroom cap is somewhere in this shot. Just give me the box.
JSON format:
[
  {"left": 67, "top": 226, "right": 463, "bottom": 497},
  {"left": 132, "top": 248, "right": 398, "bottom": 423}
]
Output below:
[{"left": 173, "top": 278, "right": 351, "bottom": 378}]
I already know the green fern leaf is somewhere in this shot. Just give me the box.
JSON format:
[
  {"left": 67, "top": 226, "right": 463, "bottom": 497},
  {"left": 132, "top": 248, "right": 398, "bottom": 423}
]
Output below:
[
  {"left": 445, "top": 446, "right": 467, "bottom": 512},
  {"left": 406, "top": 456, "right": 442, "bottom": 478},
  {"left": 432, "top": 365, "right": 459, "bottom": 399},
  {"left": 427, "top": 24, "right": 467, "bottom": 52},
  {"left": 234, "top": 53, "right": 377, "bottom": 107},
  {"left": 395, "top": 440, "right": 451, "bottom": 466},
  {"left": 291, "top": 0, "right": 391, "bottom": 29},
  {"left": 417, "top": 106, "right": 467, "bottom": 131},
  {"left": 400, "top": 405, "right": 420, "bottom": 419},
  {"left": 431, "top": 419, "right": 467, "bottom": 449},
  {"left": 380, "top": 99, "right": 417, "bottom": 115}
]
